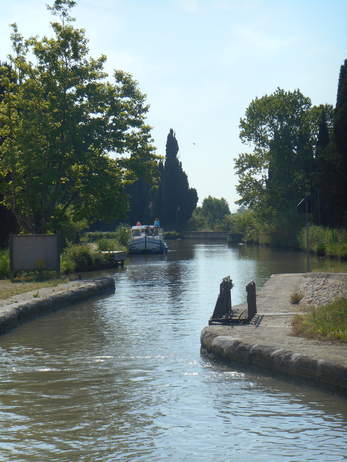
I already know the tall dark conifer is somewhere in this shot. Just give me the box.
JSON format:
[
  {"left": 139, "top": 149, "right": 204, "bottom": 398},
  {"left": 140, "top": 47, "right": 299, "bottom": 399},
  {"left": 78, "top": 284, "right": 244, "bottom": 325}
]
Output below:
[
  {"left": 0, "top": 62, "right": 18, "bottom": 246},
  {"left": 313, "top": 109, "right": 334, "bottom": 225},
  {"left": 334, "top": 59, "right": 347, "bottom": 226},
  {"left": 160, "top": 129, "right": 198, "bottom": 229}
]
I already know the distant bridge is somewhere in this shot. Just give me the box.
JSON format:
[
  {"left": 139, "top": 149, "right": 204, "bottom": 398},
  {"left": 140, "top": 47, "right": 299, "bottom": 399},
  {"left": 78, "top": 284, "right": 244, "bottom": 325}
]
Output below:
[{"left": 182, "top": 231, "right": 242, "bottom": 243}]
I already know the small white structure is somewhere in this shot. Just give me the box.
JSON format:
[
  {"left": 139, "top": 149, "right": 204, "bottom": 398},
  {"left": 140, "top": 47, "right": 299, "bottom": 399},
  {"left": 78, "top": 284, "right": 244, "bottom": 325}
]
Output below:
[{"left": 128, "top": 225, "right": 168, "bottom": 254}]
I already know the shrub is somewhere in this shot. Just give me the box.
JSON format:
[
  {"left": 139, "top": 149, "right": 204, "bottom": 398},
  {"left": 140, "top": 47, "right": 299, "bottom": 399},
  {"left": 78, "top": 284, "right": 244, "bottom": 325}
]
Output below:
[
  {"left": 164, "top": 231, "right": 182, "bottom": 239},
  {"left": 290, "top": 292, "right": 304, "bottom": 304},
  {"left": 61, "top": 244, "right": 97, "bottom": 272},
  {"left": 292, "top": 298, "right": 347, "bottom": 342},
  {"left": 0, "top": 249, "right": 9, "bottom": 278},
  {"left": 97, "top": 238, "right": 118, "bottom": 251},
  {"left": 114, "top": 225, "right": 131, "bottom": 247},
  {"left": 298, "top": 225, "right": 347, "bottom": 259},
  {"left": 84, "top": 232, "right": 118, "bottom": 242}
]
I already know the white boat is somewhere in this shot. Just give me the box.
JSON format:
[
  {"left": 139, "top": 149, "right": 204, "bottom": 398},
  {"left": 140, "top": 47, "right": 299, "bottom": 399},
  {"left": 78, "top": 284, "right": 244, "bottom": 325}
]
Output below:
[{"left": 128, "top": 225, "right": 168, "bottom": 254}]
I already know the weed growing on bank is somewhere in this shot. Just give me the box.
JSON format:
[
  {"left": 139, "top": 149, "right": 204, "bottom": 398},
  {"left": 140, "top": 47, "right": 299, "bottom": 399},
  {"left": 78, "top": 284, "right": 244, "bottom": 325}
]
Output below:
[
  {"left": 298, "top": 226, "right": 347, "bottom": 259},
  {"left": 292, "top": 298, "right": 347, "bottom": 342},
  {"left": 290, "top": 292, "right": 304, "bottom": 304}
]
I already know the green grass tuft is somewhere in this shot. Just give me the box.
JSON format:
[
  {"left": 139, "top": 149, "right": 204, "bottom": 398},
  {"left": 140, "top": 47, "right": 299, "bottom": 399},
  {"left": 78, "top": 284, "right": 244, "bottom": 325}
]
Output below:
[{"left": 292, "top": 298, "right": 347, "bottom": 342}]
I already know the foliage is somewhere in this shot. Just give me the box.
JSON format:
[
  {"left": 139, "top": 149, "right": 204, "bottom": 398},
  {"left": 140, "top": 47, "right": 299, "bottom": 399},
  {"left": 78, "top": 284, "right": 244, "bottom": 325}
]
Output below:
[
  {"left": 84, "top": 232, "right": 119, "bottom": 242},
  {"left": 61, "top": 244, "right": 116, "bottom": 272},
  {"left": 96, "top": 239, "right": 119, "bottom": 251},
  {"left": 0, "top": 249, "right": 9, "bottom": 278},
  {"left": 292, "top": 298, "right": 347, "bottom": 342},
  {"left": 222, "top": 209, "right": 270, "bottom": 244},
  {"left": 84, "top": 225, "right": 130, "bottom": 248},
  {"left": 113, "top": 225, "right": 131, "bottom": 247},
  {"left": 158, "top": 129, "right": 198, "bottom": 230},
  {"left": 61, "top": 245, "right": 96, "bottom": 272},
  {"left": 187, "top": 208, "right": 209, "bottom": 231},
  {"left": 297, "top": 225, "right": 347, "bottom": 258},
  {"left": 199, "top": 196, "right": 230, "bottom": 229},
  {"left": 290, "top": 292, "right": 304, "bottom": 304},
  {"left": 333, "top": 59, "right": 347, "bottom": 227},
  {"left": 163, "top": 231, "right": 183, "bottom": 239},
  {"left": 234, "top": 87, "right": 340, "bottom": 246},
  {"left": 0, "top": 0, "right": 155, "bottom": 236}
]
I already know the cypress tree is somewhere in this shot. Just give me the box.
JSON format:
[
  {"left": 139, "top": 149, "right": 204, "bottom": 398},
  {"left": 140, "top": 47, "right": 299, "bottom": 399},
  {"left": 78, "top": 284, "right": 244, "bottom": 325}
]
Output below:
[
  {"left": 334, "top": 59, "right": 347, "bottom": 226},
  {"left": 160, "top": 129, "right": 198, "bottom": 229},
  {"left": 0, "top": 62, "right": 18, "bottom": 246}
]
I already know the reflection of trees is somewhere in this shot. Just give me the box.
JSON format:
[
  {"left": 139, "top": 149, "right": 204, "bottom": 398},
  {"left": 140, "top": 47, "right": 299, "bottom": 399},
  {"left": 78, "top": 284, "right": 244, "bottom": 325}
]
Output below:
[{"left": 237, "top": 244, "right": 347, "bottom": 277}]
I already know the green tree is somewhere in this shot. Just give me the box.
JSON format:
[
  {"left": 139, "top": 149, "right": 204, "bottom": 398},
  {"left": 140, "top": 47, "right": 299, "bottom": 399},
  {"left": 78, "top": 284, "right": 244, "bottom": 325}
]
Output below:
[
  {"left": 200, "top": 196, "right": 230, "bottom": 228},
  {"left": 0, "top": 62, "right": 18, "bottom": 246},
  {"left": 235, "top": 88, "right": 324, "bottom": 245},
  {"left": 159, "top": 129, "right": 198, "bottom": 229},
  {"left": 0, "top": 0, "right": 155, "bottom": 235},
  {"left": 334, "top": 59, "right": 347, "bottom": 226}
]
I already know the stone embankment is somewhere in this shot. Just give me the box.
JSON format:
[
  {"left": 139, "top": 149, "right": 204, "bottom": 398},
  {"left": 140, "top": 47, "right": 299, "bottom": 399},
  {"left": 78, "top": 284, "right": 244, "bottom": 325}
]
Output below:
[
  {"left": 201, "top": 273, "right": 347, "bottom": 394},
  {"left": 0, "top": 277, "right": 115, "bottom": 336}
]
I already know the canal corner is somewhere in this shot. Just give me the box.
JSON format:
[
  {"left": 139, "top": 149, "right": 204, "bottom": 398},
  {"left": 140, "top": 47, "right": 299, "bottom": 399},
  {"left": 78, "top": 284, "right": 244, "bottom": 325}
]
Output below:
[
  {"left": 0, "top": 277, "right": 115, "bottom": 336},
  {"left": 201, "top": 273, "right": 347, "bottom": 395}
]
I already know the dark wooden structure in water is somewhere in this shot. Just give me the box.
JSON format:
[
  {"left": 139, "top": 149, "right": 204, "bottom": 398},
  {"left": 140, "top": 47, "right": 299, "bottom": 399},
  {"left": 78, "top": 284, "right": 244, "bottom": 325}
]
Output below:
[{"left": 209, "top": 277, "right": 257, "bottom": 325}]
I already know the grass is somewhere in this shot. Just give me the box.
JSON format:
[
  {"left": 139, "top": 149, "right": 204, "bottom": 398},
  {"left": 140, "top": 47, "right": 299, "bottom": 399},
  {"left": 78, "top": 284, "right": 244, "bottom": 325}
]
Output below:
[
  {"left": 298, "top": 225, "right": 347, "bottom": 259},
  {"left": 292, "top": 298, "right": 347, "bottom": 342},
  {"left": 0, "top": 278, "right": 68, "bottom": 300}
]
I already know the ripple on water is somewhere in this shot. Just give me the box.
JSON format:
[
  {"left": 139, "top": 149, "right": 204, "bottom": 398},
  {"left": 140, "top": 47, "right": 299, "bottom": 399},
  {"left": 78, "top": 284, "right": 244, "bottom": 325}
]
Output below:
[{"left": 0, "top": 241, "right": 347, "bottom": 461}]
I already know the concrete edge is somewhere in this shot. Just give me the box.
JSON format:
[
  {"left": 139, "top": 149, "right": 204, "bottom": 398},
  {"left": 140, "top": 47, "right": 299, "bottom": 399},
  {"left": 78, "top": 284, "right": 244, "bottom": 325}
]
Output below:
[
  {"left": 200, "top": 328, "right": 347, "bottom": 395},
  {"left": 0, "top": 277, "right": 115, "bottom": 336}
]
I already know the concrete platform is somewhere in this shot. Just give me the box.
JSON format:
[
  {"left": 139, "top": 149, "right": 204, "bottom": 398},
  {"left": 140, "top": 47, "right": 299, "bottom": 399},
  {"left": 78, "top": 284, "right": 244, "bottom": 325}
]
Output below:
[{"left": 201, "top": 273, "right": 347, "bottom": 394}]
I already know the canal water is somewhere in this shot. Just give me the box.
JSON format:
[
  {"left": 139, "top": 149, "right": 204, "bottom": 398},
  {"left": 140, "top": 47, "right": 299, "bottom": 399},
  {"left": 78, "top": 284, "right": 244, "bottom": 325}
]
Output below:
[{"left": 0, "top": 241, "right": 346, "bottom": 461}]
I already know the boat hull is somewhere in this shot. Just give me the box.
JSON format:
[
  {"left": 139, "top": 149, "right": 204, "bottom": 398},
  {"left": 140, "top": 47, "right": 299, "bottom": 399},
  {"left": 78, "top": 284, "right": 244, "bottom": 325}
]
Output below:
[{"left": 128, "top": 236, "right": 168, "bottom": 254}]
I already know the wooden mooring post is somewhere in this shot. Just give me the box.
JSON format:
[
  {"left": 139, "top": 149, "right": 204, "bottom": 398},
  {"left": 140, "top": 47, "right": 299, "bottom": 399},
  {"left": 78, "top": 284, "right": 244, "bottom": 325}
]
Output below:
[{"left": 209, "top": 277, "right": 257, "bottom": 325}]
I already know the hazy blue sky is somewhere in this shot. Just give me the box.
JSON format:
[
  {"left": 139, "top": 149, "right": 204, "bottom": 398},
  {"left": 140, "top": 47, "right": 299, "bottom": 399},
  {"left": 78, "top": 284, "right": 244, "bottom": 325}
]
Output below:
[{"left": 1, "top": 0, "right": 346, "bottom": 210}]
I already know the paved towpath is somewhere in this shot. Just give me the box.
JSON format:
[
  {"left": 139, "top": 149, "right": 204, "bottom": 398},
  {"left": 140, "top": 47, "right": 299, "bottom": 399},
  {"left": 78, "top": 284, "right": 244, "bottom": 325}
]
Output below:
[{"left": 203, "top": 273, "right": 347, "bottom": 368}]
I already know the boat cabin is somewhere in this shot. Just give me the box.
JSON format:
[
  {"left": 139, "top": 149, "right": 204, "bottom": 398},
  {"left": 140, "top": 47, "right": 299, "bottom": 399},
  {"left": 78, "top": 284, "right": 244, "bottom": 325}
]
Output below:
[{"left": 131, "top": 225, "right": 160, "bottom": 238}]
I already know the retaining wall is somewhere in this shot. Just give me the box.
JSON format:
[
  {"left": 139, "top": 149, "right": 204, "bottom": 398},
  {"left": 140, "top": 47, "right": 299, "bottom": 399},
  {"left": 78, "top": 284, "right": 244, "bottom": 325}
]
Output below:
[
  {"left": 201, "top": 328, "right": 347, "bottom": 394},
  {"left": 0, "top": 277, "right": 115, "bottom": 336}
]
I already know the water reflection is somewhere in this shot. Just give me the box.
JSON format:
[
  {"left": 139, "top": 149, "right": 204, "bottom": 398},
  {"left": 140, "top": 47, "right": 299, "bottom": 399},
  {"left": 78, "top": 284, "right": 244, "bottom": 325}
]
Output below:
[{"left": 0, "top": 241, "right": 346, "bottom": 461}]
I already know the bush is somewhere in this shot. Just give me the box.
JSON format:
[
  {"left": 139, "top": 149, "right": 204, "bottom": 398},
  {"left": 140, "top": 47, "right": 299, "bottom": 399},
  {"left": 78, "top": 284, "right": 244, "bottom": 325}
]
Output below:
[
  {"left": 61, "top": 244, "right": 98, "bottom": 272},
  {"left": 97, "top": 238, "right": 119, "bottom": 251},
  {"left": 0, "top": 249, "right": 9, "bottom": 278},
  {"left": 292, "top": 298, "right": 347, "bottom": 342},
  {"left": 113, "top": 225, "right": 131, "bottom": 247},
  {"left": 84, "top": 232, "right": 119, "bottom": 242},
  {"left": 298, "top": 226, "right": 347, "bottom": 259},
  {"left": 290, "top": 291, "right": 304, "bottom": 304},
  {"left": 83, "top": 226, "right": 130, "bottom": 250},
  {"left": 164, "top": 231, "right": 182, "bottom": 239}
]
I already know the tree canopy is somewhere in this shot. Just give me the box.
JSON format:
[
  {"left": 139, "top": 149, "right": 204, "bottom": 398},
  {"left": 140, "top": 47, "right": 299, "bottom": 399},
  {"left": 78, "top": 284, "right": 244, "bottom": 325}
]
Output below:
[
  {"left": 234, "top": 88, "right": 337, "bottom": 244},
  {"left": 0, "top": 0, "right": 156, "bottom": 235}
]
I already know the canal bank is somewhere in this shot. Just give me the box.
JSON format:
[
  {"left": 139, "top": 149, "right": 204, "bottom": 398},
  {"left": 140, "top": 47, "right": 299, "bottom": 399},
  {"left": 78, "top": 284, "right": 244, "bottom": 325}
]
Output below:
[
  {"left": 0, "top": 277, "right": 115, "bottom": 335},
  {"left": 201, "top": 272, "right": 347, "bottom": 394}
]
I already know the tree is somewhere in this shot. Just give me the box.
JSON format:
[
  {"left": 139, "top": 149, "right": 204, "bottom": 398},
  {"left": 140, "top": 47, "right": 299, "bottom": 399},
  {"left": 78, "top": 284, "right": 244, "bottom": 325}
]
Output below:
[
  {"left": 334, "top": 59, "right": 347, "bottom": 226},
  {"left": 0, "top": 0, "right": 155, "bottom": 235},
  {"left": 200, "top": 196, "right": 230, "bottom": 228},
  {"left": 159, "top": 129, "right": 198, "bottom": 229},
  {"left": 0, "top": 62, "right": 18, "bottom": 246},
  {"left": 234, "top": 88, "right": 325, "bottom": 245}
]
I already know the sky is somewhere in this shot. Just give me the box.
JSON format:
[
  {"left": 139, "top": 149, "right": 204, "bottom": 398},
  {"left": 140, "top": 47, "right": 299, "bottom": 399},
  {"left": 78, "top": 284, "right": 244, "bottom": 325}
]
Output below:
[{"left": 1, "top": 0, "right": 346, "bottom": 211}]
